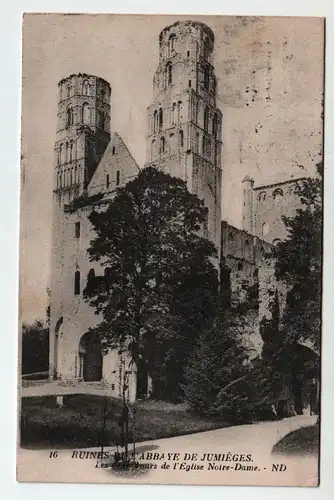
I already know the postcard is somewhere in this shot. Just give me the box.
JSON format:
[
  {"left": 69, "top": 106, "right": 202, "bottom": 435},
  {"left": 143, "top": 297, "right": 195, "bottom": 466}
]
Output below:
[{"left": 18, "top": 14, "right": 323, "bottom": 486}]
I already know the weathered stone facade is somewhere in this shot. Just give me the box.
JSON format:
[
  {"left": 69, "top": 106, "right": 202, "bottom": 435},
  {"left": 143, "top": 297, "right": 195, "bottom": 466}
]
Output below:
[
  {"left": 242, "top": 176, "right": 306, "bottom": 244},
  {"left": 145, "top": 21, "right": 223, "bottom": 253}
]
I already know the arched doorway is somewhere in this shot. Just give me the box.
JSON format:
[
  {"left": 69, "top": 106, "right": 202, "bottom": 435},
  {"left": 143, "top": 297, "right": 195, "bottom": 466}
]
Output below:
[
  {"left": 53, "top": 317, "right": 63, "bottom": 379},
  {"left": 78, "top": 332, "right": 103, "bottom": 382}
]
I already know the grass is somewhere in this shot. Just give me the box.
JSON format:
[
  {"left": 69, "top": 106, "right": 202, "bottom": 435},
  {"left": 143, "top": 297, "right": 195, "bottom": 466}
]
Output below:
[
  {"left": 272, "top": 424, "right": 320, "bottom": 456},
  {"left": 20, "top": 395, "right": 229, "bottom": 449}
]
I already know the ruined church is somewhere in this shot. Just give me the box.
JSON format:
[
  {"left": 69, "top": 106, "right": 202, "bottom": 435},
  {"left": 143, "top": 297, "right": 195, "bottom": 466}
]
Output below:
[{"left": 49, "top": 20, "right": 305, "bottom": 402}]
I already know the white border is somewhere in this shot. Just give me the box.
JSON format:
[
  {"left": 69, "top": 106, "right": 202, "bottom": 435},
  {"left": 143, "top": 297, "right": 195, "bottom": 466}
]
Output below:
[{"left": 0, "top": 1, "right": 333, "bottom": 499}]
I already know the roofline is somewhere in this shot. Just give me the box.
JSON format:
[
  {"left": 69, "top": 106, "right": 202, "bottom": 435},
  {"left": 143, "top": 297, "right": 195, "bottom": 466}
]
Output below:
[{"left": 253, "top": 177, "right": 308, "bottom": 191}]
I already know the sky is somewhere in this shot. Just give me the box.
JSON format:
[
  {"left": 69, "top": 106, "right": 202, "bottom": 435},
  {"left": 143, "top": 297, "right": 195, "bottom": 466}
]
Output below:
[{"left": 19, "top": 14, "right": 324, "bottom": 323}]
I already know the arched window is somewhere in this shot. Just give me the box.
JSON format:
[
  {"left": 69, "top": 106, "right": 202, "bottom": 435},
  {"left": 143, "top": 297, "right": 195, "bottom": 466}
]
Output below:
[
  {"left": 262, "top": 222, "right": 270, "bottom": 237},
  {"left": 100, "top": 111, "right": 106, "bottom": 129},
  {"left": 203, "top": 39, "right": 210, "bottom": 61},
  {"left": 69, "top": 141, "right": 74, "bottom": 162},
  {"left": 65, "top": 142, "right": 69, "bottom": 163},
  {"left": 172, "top": 103, "right": 177, "bottom": 125},
  {"left": 272, "top": 238, "right": 282, "bottom": 246},
  {"left": 74, "top": 165, "right": 77, "bottom": 184},
  {"left": 204, "top": 66, "right": 210, "bottom": 90},
  {"left": 165, "top": 62, "right": 172, "bottom": 87},
  {"left": 106, "top": 174, "right": 110, "bottom": 188},
  {"left": 116, "top": 170, "right": 120, "bottom": 186},
  {"left": 273, "top": 188, "right": 284, "bottom": 199},
  {"left": 59, "top": 170, "right": 63, "bottom": 189},
  {"left": 151, "top": 139, "right": 156, "bottom": 160},
  {"left": 74, "top": 270, "right": 80, "bottom": 295},
  {"left": 168, "top": 34, "right": 176, "bottom": 57},
  {"left": 160, "top": 136, "right": 166, "bottom": 154},
  {"left": 258, "top": 191, "right": 267, "bottom": 201},
  {"left": 213, "top": 113, "right": 218, "bottom": 137},
  {"left": 169, "top": 133, "right": 175, "bottom": 154},
  {"left": 196, "top": 132, "right": 200, "bottom": 153},
  {"left": 58, "top": 144, "right": 62, "bottom": 165},
  {"left": 67, "top": 84, "right": 71, "bottom": 98},
  {"left": 202, "top": 136, "right": 206, "bottom": 156},
  {"left": 179, "top": 130, "right": 184, "bottom": 149},
  {"left": 82, "top": 81, "right": 91, "bottom": 96},
  {"left": 153, "top": 110, "right": 158, "bottom": 132},
  {"left": 82, "top": 103, "right": 91, "bottom": 124},
  {"left": 229, "top": 231, "right": 234, "bottom": 243},
  {"left": 159, "top": 108, "right": 163, "bottom": 130},
  {"left": 177, "top": 101, "right": 182, "bottom": 124},
  {"left": 204, "top": 107, "right": 209, "bottom": 132},
  {"left": 66, "top": 107, "right": 74, "bottom": 127},
  {"left": 87, "top": 268, "right": 95, "bottom": 287},
  {"left": 207, "top": 137, "right": 211, "bottom": 158}
]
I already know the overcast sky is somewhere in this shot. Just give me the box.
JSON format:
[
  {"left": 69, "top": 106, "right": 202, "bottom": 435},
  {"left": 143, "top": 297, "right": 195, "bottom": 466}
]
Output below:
[{"left": 20, "top": 14, "right": 324, "bottom": 323}]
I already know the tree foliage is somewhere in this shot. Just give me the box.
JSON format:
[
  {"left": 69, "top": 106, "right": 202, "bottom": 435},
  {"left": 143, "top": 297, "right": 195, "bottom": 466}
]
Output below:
[
  {"left": 183, "top": 310, "right": 276, "bottom": 422},
  {"left": 22, "top": 319, "right": 49, "bottom": 375},
  {"left": 84, "top": 166, "right": 219, "bottom": 399},
  {"left": 275, "top": 163, "right": 322, "bottom": 352}
]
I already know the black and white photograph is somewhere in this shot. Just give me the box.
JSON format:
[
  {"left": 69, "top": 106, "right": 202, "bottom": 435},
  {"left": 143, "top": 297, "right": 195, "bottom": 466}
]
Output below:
[{"left": 17, "top": 13, "right": 323, "bottom": 486}]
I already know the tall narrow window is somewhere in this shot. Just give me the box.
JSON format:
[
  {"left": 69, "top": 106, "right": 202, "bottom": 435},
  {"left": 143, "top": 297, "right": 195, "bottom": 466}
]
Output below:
[
  {"left": 100, "top": 111, "right": 106, "bottom": 129},
  {"left": 58, "top": 145, "right": 62, "bottom": 165},
  {"left": 74, "top": 165, "right": 77, "bottom": 184},
  {"left": 59, "top": 170, "right": 63, "bottom": 188},
  {"left": 177, "top": 101, "right": 182, "bottom": 124},
  {"left": 204, "top": 67, "right": 210, "bottom": 90},
  {"left": 75, "top": 222, "right": 80, "bottom": 239},
  {"left": 188, "top": 80, "right": 192, "bottom": 88},
  {"left": 160, "top": 136, "right": 165, "bottom": 154},
  {"left": 69, "top": 141, "right": 74, "bottom": 162},
  {"left": 151, "top": 139, "right": 156, "bottom": 160},
  {"left": 172, "top": 103, "right": 177, "bottom": 125},
  {"left": 169, "top": 133, "right": 175, "bottom": 154},
  {"left": 112, "top": 146, "right": 116, "bottom": 155},
  {"left": 153, "top": 110, "right": 158, "bottom": 133},
  {"left": 74, "top": 270, "right": 80, "bottom": 295},
  {"left": 165, "top": 62, "right": 172, "bottom": 87},
  {"left": 179, "top": 130, "right": 184, "bottom": 149},
  {"left": 65, "top": 142, "right": 69, "bottom": 163},
  {"left": 202, "top": 136, "right": 206, "bottom": 156},
  {"left": 67, "top": 84, "right": 71, "bottom": 98},
  {"left": 82, "top": 81, "right": 91, "bottom": 96},
  {"left": 66, "top": 107, "right": 73, "bottom": 127},
  {"left": 159, "top": 108, "right": 163, "bottom": 130},
  {"left": 106, "top": 174, "right": 110, "bottom": 188},
  {"left": 204, "top": 107, "right": 209, "bottom": 132},
  {"left": 187, "top": 50, "right": 190, "bottom": 57},
  {"left": 196, "top": 132, "right": 200, "bottom": 153},
  {"left": 168, "top": 34, "right": 176, "bottom": 57},
  {"left": 82, "top": 103, "right": 90, "bottom": 124},
  {"left": 116, "top": 170, "right": 120, "bottom": 186},
  {"left": 87, "top": 268, "right": 95, "bottom": 287},
  {"left": 213, "top": 113, "right": 218, "bottom": 137}
]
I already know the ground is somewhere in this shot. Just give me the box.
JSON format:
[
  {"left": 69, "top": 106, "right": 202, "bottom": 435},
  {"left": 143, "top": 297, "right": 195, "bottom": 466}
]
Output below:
[
  {"left": 17, "top": 414, "right": 318, "bottom": 486},
  {"left": 20, "top": 394, "right": 229, "bottom": 449},
  {"left": 272, "top": 423, "right": 319, "bottom": 456}
]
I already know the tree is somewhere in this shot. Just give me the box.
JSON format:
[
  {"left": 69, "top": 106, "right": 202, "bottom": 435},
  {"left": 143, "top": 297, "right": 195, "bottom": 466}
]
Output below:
[
  {"left": 183, "top": 309, "right": 275, "bottom": 422},
  {"left": 22, "top": 319, "right": 49, "bottom": 375},
  {"left": 84, "top": 166, "right": 219, "bottom": 399},
  {"left": 275, "top": 163, "right": 322, "bottom": 352}
]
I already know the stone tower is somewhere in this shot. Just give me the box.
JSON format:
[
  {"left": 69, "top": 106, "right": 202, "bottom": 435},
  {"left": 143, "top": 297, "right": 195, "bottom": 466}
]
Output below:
[
  {"left": 49, "top": 73, "right": 111, "bottom": 378},
  {"left": 54, "top": 73, "right": 111, "bottom": 201},
  {"left": 145, "top": 21, "right": 223, "bottom": 251}
]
